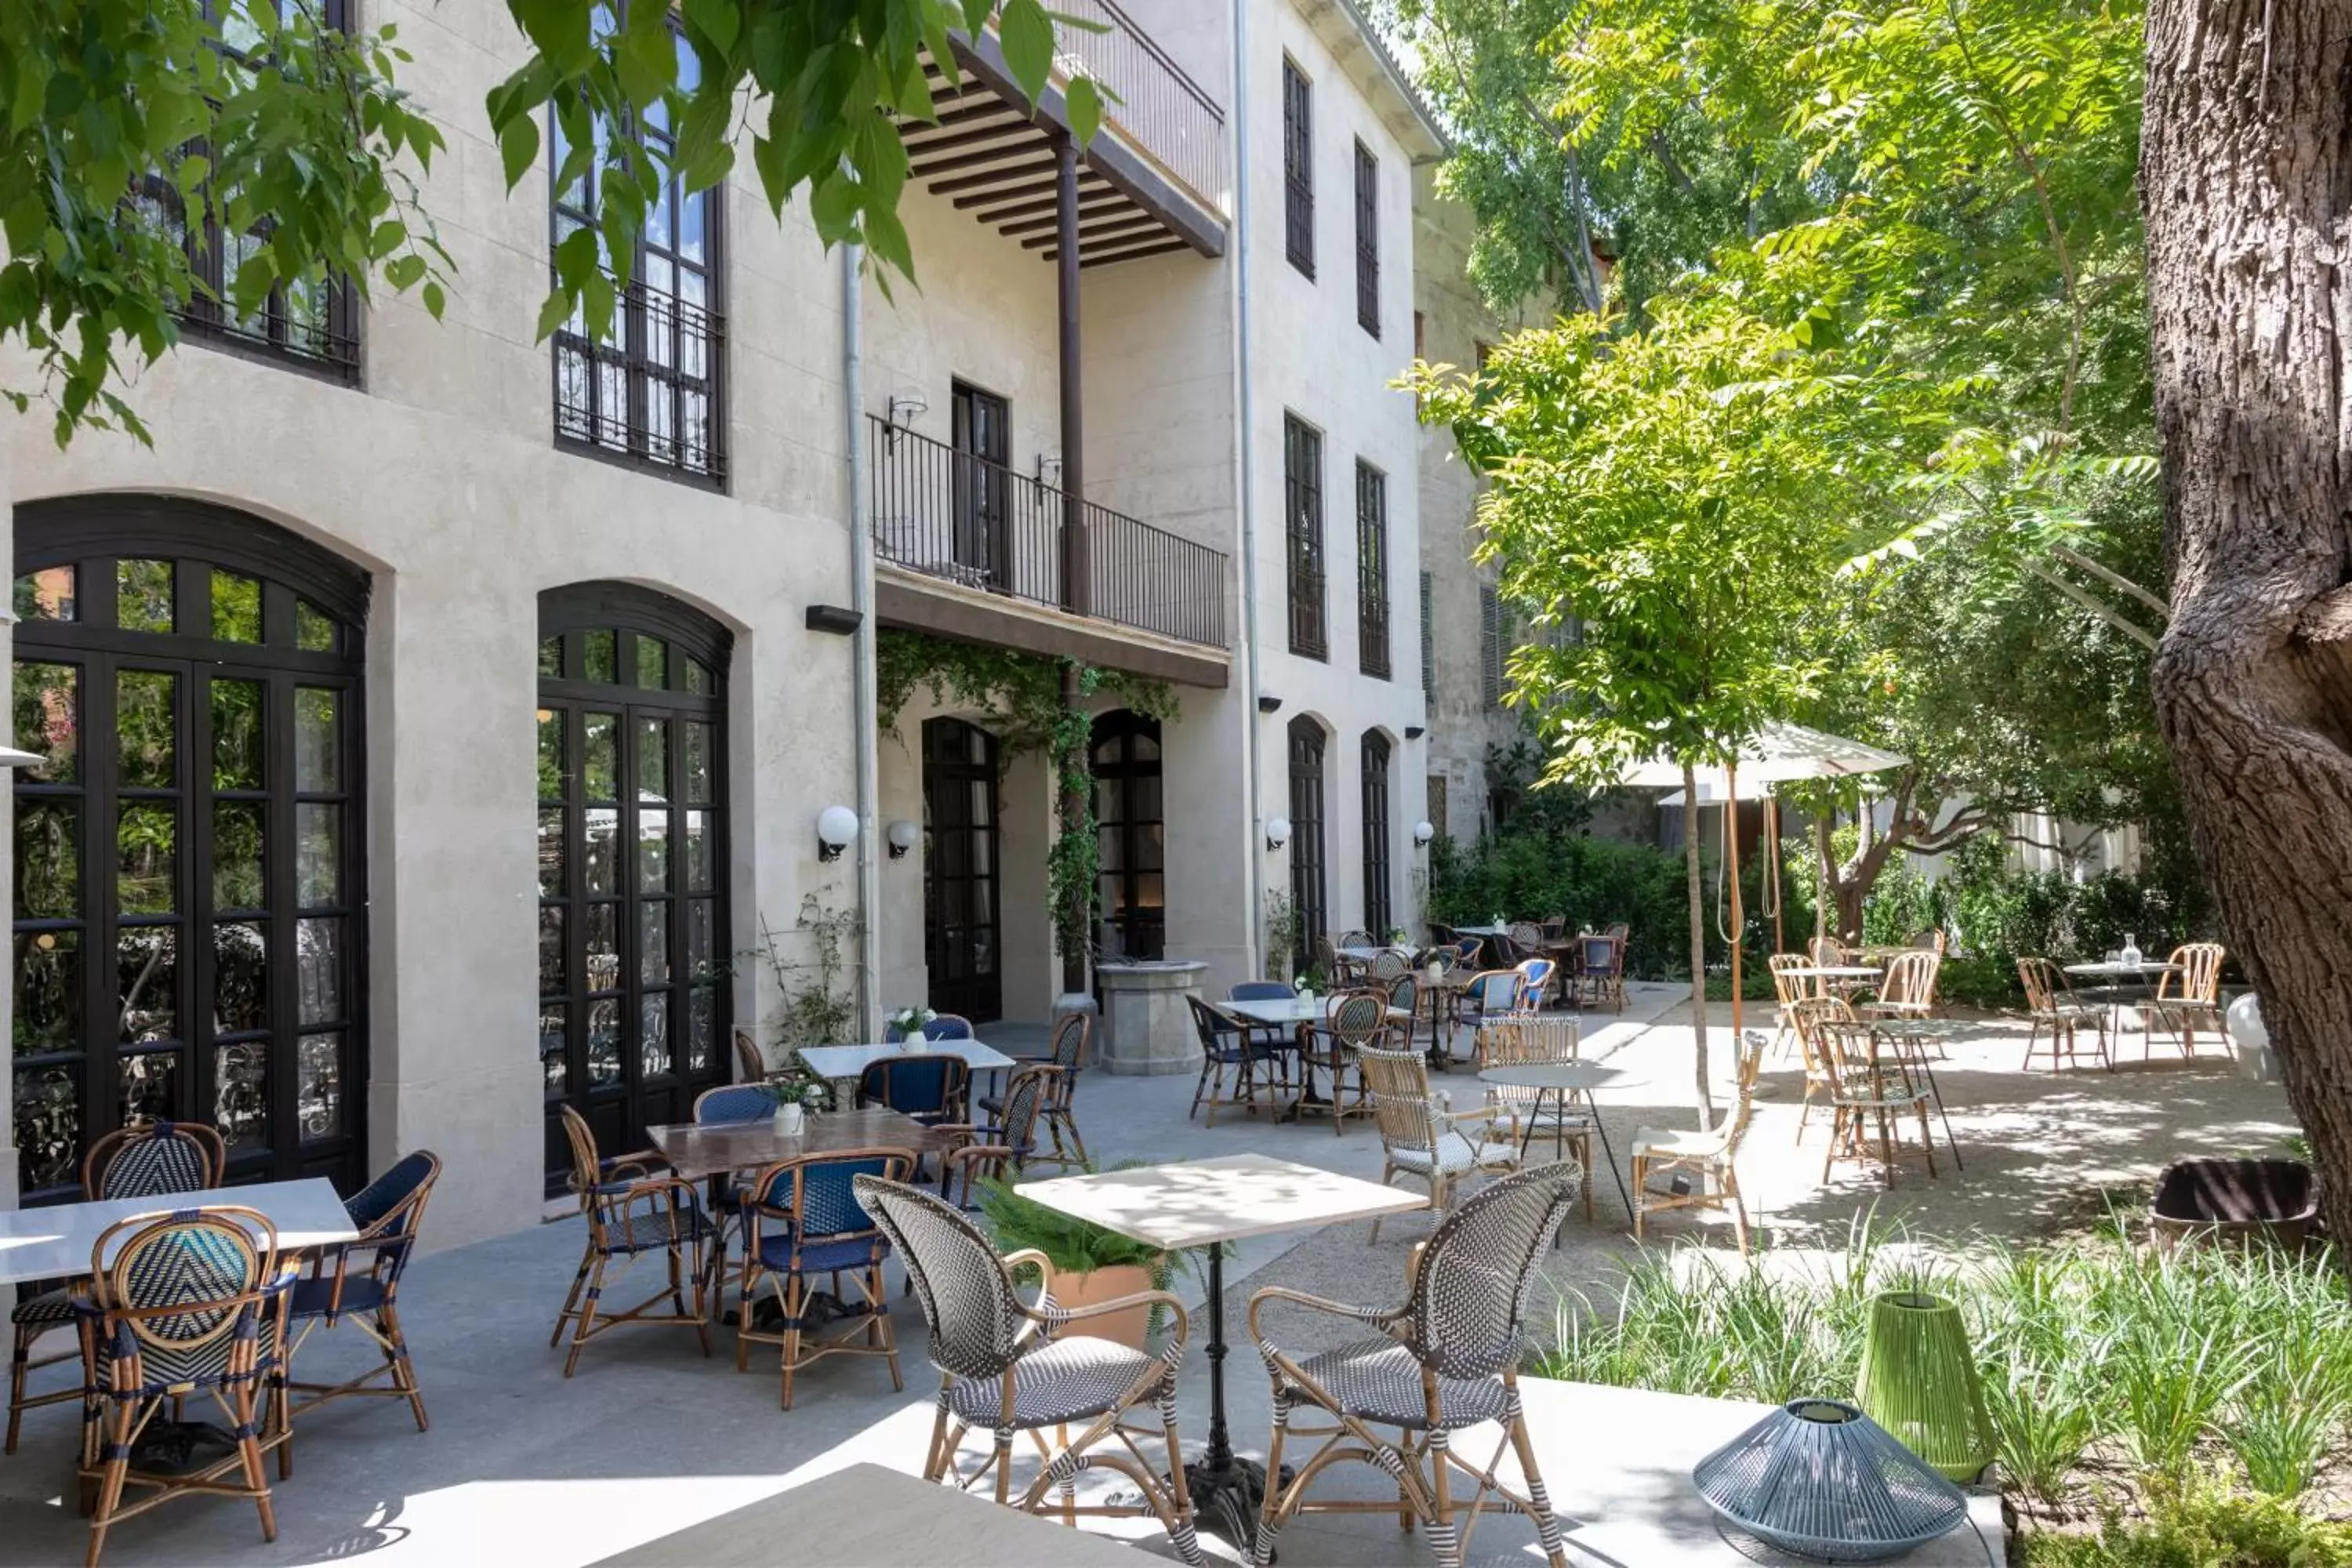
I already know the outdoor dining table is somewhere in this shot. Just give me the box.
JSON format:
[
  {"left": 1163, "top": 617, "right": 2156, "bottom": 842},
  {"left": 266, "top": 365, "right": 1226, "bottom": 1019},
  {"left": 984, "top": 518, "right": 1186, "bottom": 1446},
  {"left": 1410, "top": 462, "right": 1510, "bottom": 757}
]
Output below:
[
  {"left": 1476, "top": 1062, "right": 1638, "bottom": 1214},
  {"left": 646, "top": 1106, "right": 951, "bottom": 1182},
  {"left": 1224, "top": 994, "right": 1335, "bottom": 1120},
  {"left": 1862, "top": 1018, "right": 1965, "bottom": 1171},
  {"left": 796, "top": 1038, "right": 1019, "bottom": 1102},
  {"left": 1012, "top": 1153, "right": 1428, "bottom": 1546},
  {"left": 2063, "top": 959, "right": 2181, "bottom": 1058}
]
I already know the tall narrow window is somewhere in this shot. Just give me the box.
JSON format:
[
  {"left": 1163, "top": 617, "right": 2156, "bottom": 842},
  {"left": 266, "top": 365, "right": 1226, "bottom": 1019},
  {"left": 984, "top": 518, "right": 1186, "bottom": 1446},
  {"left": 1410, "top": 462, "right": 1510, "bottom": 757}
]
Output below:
[
  {"left": 550, "top": 26, "right": 726, "bottom": 486},
  {"left": 1427, "top": 775, "right": 1449, "bottom": 841},
  {"left": 1480, "top": 584, "right": 1504, "bottom": 706},
  {"left": 1283, "top": 60, "right": 1314, "bottom": 277},
  {"left": 1092, "top": 711, "right": 1164, "bottom": 962},
  {"left": 1419, "top": 571, "right": 1435, "bottom": 691},
  {"left": 537, "top": 586, "right": 731, "bottom": 1192},
  {"left": 1356, "top": 461, "right": 1389, "bottom": 678},
  {"left": 13, "top": 498, "right": 371, "bottom": 1203},
  {"left": 1285, "top": 415, "right": 1327, "bottom": 659},
  {"left": 125, "top": 0, "right": 360, "bottom": 379},
  {"left": 1360, "top": 731, "right": 1392, "bottom": 936},
  {"left": 1353, "top": 140, "right": 1379, "bottom": 336},
  {"left": 1287, "top": 717, "right": 1327, "bottom": 971}
]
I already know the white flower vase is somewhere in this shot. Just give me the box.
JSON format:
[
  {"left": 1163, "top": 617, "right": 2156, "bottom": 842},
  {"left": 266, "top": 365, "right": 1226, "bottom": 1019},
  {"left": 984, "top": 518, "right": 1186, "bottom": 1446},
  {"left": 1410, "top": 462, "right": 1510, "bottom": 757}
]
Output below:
[
  {"left": 903, "top": 1033, "right": 929, "bottom": 1054},
  {"left": 2120, "top": 934, "right": 2143, "bottom": 967},
  {"left": 774, "top": 1101, "right": 806, "bottom": 1136},
  {"left": 1425, "top": 960, "right": 1443, "bottom": 985}
]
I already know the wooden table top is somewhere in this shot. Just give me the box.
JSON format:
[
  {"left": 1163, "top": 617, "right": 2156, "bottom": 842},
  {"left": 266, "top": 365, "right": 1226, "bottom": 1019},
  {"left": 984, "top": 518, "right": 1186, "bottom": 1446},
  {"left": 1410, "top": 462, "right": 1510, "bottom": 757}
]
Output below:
[{"left": 648, "top": 1109, "right": 947, "bottom": 1180}]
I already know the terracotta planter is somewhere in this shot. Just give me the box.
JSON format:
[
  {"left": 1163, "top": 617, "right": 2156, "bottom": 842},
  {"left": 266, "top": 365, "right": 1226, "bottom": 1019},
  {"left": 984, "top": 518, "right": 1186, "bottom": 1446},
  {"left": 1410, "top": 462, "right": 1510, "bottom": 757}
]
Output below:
[{"left": 1047, "top": 1262, "right": 1159, "bottom": 1351}]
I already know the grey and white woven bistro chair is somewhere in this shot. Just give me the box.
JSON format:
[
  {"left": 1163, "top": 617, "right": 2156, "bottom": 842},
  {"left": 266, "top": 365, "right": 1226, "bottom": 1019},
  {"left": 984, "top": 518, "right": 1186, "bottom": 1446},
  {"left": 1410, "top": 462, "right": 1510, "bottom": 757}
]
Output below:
[
  {"left": 1246, "top": 1161, "right": 1583, "bottom": 1568},
  {"left": 855, "top": 1175, "right": 1204, "bottom": 1565}
]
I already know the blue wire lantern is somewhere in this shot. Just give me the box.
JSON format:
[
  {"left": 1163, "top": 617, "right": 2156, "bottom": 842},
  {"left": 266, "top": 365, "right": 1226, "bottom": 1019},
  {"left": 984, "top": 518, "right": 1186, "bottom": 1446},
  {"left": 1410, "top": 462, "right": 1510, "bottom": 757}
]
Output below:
[{"left": 1693, "top": 1398, "right": 1969, "bottom": 1563}]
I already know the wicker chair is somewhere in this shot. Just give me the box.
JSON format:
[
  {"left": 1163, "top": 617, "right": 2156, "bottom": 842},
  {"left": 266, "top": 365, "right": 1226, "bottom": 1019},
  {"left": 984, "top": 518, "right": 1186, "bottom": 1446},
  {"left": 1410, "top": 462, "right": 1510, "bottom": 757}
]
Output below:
[
  {"left": 937, "top": 1064, "right": 1056, "bottom": 1210},
  {"left": 550, "top": 1105, "right": 717, "bottom": 1377},
  {"left": 695, "top": 1083, "right": 778, "bottom": 1123},
  {"left": 1312, "top": 990, "right": 1390, "bottom": 1135},
  {"left": 1367, "top": 948, "right": 1413, "bottom": 987},
  {"left": 1450, "top": 968, "right": 1524, "bottom": 1046},
  {"left": 1229, "top": 981, "right": 1305, "bottom": 1091},
  {"left": 281, "top": 1151, "right": 441, "bottom": 1472},
  {"left": 1860, "top": 949, "right": 1942, "bottom": 1022},
  {"left": 1315, "top": 934, "right": 1345, "bottom": 985},
  {"left": 2018, "top": 956, "right": 2111, "bottom": 1072},
  {"left": 1787, "top": 995, "right": 1855, "bottom": 1140},
  {"left": 1808, "top": 935, "right": 1869, "bottom": 1003},
  {"left": 884, "top": 1013, "right": 975, "bottom": 1043},
  {"left": 734, "top": 1028, "right": 778, "bottom": 1083},
  {"left": 856, "top": 1056, "right": 971, "bottom": 1126},
  {"left": 1386, "top": 972, "right": 1424, "bottom": 1056},
  {"left": 74, "top": 1207, "right": 296, "bottom": 1568},
  {"left": 1513, "top": 956, "right": 1557, "bottom": 1010},
  {"left": 1188, "top": 995, "right": 1276, "bottom": 1127},
  {"left": 1505, "top": 921, "right": 1548, "bottom": 963},
  {"left": 1246, "top": 1163, "right": 1582, "bottom": 1568},
  {"left": 855, "top": 1176, "right": 1203, "bottom": 1565},
  {"left": 1573, "top": 934, "right": 1627, "bottom": 1012},
  {"left": 2151, "top": 942, "right": 2226, "bottom": 1059},
  {"left": 985, "top": 1011, "right": 1090, "bottom": 1167},
  {"left": 1631, "top": 1032, "right": 1769, "bottom": 1254},
  {"left": 1767, "top": 952, "right": 1817, "bottom": 1061},
  {"left": 1476, "top": 1015, "right": 1593, "bottom": 1219},
  {"left": 9, "top": 1120, "right": 227, "bottom": 1456},
  {"left": 1816, "top": 1014, "right": 1937, "bottom": 1187},
  {"left": 735, "top": 1148, "right": 915, "bottom": 1409},
  {"left": 1357, "top": 1043, "right": 1524, "bottom": 1242}
]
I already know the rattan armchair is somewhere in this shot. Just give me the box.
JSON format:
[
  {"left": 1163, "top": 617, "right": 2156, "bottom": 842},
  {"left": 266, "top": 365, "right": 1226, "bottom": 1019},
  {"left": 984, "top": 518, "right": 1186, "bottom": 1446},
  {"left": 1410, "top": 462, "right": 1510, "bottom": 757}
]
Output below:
[
  {"left": 937, "top": 1063, "right": 1055, "bottom": 1210},
  {"left": 735, "top": 1149, "right": 915, "bottom": 1409},
  {"left": 2018, "top": 956, "right": 2111, "bottom": 1072},
  {"left": 1816, "top": 1014, "right": 1938, "bottom": 1187},
  {"left": 9, "top": 1120, "right": 227, "bottom": 1456},
  {"left": 1188, "top": 994, "right": 1275, "bottom": 1127},
  {"left": 1477, "top": 1015, "right": 1594, "bottom": 1220},
  {"left": 1312, "top": 989, "right": 1390, "bottom": 1135},
  {"left": 1357, "top": 1044, "right": 1524, "bottom": 1241},
  {"left": 2151, "top": 942, "right": 2226, "bottom": 1059},
  {"left": 1860, "top": 949, "right": 1942, "bottom": 1022},
  {"left": 1246, "top": 1163, "right": 1582, "bottom": 1568},
  {"left": 984, "top": 1011, "right": 1091, "bottom": 1167},
  {"left": 1631, "top": 1032, "right": 1769, "bottom": 1254},
  {"left": 1573, "top": 934, "right": 1627, "bottom": 1012},
  {"left": 550, "top": 1105, "right": 718, "bottom": 1377},
  {"left": 74, "top": 1207, "right": 296, "bottom": 1568},
  {"left": 281, "top": 1150, "right": 441, "bottom": 1474},
  {"left": 855, "top": 1176, "right": 1203, "bottom": 1565}
]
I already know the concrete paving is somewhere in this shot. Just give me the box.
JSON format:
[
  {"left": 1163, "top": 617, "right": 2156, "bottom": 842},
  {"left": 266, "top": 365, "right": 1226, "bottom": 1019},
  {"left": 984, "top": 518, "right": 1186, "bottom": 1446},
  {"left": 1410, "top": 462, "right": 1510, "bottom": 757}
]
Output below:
[{"left": 0, "top": 982, "right": 2292, "bottom": 1566}]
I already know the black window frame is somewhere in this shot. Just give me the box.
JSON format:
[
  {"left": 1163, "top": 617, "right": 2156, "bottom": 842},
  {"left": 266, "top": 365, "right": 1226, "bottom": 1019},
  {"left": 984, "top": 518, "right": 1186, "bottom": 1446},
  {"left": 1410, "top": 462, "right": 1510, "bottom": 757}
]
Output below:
[
  {"left": 1287, "top": 717, "right": 1327, "bottom": 972},
  {"left": 1356, "top": 459, "right": 1389, "bottom": 679},
  {"left": 1480, "top": 583, "right": 1504, "bottom": 706},
  {"left": 1282, "top": 59, "right": 1315, "bottom": 278},
  {"left": 923, "top": 717, "right": 1005, "bottom": 1024},
  {"left": 1091, "top": 710, "right": 1164, "bottom": 963},
  {"left": 1419, "top": 570, "right": 1435, "bottom": 691},
  {"left": 549, "top": 25, "right": 729, "bottom": 490},
  {"left": 1360, "top": 731, "right": 1392, "bottom": 937},
  {"left": 127, "top": 0, "right": 362, "bottom": 383},
  {"left": 536, "top": 583, "right": 733, "bottom": 1194},
  {"left": 11, "top": 495, "right": 372, "bottom": 1204},
  {"left": 1353, "top": 140, "right": 1379, "bottom": 337},
  {"left": 1285, "top": 414, "right": 1327, "bottom": 660}
]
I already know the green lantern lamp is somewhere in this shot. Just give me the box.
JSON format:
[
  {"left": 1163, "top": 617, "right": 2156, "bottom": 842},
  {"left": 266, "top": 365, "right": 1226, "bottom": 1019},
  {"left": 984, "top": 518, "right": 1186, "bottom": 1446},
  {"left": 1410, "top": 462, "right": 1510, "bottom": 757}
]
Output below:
[{"left": 1854, "top": 1289, "right": 1994, "bottom": 1483}]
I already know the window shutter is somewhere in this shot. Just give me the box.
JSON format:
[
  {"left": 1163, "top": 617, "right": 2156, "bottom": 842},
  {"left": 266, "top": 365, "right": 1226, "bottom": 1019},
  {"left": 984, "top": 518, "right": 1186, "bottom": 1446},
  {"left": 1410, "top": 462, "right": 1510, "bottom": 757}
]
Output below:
[
  {"left": 1418, "top": 572, "right": 1434, "bottom": 691},
  {"left": 1479, "top": 585, "right": 1501, "bottom": 706}
]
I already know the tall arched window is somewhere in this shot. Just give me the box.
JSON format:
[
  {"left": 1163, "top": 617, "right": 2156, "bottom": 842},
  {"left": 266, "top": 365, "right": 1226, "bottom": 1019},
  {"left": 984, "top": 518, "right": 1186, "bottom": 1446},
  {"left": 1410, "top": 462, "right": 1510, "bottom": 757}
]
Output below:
[
  {"left": 1091, "top": 711, "right": 1163, "bottom": 961},
  {"left": 1361, "top": 731, "right": 1392, "bottom": 936},
  {"left": 923, "top": 718, "right": 1002, "bottom": 1022},
  {"left": 1287, "top": 716, "right": 1327, "bottom": 971},
  {"left": 13, "top": 497, "right": 369, "bottom": 1202},
  {"left": 537, "top": 585, "right": 730, "bottom": 1192}
]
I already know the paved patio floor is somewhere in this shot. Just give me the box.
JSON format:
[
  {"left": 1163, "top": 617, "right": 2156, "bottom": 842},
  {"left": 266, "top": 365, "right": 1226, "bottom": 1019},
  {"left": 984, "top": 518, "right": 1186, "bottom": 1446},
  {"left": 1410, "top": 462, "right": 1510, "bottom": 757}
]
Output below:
[{"left": 0, "top": 984, "right": 2291, "bottom": 1566}]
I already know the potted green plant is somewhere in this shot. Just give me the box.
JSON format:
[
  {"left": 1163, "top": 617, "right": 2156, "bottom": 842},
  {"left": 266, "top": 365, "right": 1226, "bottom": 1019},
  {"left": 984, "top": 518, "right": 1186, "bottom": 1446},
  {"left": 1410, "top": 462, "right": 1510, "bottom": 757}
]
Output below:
[{"left": 976, "top": 1172, "right": 1200, "bottom": 1352}]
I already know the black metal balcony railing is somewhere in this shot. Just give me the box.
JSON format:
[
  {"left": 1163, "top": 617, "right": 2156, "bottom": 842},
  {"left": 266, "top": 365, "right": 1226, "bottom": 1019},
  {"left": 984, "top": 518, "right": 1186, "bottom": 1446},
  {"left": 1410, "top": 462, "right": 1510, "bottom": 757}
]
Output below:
[
  {"left": 869, "top": 415, "right": 1228, "bottom": 648},
  {"left": 554, "top": 278, "right": 726, "bottom": 485},
  {"left": 1051, "top": 0, "right": 1227, "bottom": 205}
]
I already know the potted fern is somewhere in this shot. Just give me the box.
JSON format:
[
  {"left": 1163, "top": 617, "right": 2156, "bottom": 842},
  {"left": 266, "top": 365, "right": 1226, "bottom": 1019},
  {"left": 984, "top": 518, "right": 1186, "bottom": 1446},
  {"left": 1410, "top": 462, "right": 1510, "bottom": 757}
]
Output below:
[{"left": 976, "top": 1172, "right": 1198, "bottom": 1351}]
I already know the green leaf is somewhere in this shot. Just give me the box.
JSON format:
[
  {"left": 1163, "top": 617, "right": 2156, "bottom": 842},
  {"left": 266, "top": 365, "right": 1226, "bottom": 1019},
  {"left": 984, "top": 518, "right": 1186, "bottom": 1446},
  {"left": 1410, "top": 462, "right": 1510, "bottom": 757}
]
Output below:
[
  {"left": 681, "top": 0, "right": 739, "bottom": 53},
  {"left": 1065, "top": 76, "right": 1102, "bottom": 146},
  {"left": 998, "top": 0, "right": 1055, "bottom": 103},
  {"left": 498, "top": 113, "right": 541, "bottom": 189},
  {"left": 383, "top": 253, "right": 426, "bottom": 290},
  {"left": 420, "top": 279, "right": 446, "bottom": 320},
  {"left": 535, "top": 289, "right": 572, "bottom": 343}
]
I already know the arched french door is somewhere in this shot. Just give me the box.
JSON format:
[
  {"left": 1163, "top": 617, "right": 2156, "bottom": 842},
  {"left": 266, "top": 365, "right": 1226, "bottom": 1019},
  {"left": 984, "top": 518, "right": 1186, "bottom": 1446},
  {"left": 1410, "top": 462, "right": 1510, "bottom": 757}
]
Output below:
[
  {"left": 1287, "top": 716, "right": 1327, "bottom": 974},
  {"left": 536, "top": 585, "right": 731, "bottom": 1192},
  {"left": 923, "top": 717, "right": 1001, "bottom": 1022},
  {"left": 12, "top": 497, "right": 369, "bottom": 1203},
  {"left": 1091, "top": 710, "right": 1163, "bottom": 961}
]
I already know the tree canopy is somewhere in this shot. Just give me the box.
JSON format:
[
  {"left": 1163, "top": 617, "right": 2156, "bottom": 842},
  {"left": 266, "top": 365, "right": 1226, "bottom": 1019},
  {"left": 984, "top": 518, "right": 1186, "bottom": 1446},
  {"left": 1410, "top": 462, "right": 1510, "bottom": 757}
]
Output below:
[{"left": 0, "top": 0, "right": 1087, "bottom": 445}]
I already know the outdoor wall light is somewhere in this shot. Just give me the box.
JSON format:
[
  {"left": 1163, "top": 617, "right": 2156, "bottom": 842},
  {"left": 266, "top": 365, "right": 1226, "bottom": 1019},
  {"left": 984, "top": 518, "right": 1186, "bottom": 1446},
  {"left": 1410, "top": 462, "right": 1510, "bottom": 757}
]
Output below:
[
  {"left": 816, "top": 805, "right": 860, "bottom": 862},
  {"left": 1265, "top": 815, "right": 1293, "bottom": 852},
  {"left": 1257, "top": 695, "right": 1283, "bottom": 713},
  {"left": 1404, "top": 724, "right": 1426, "bottom": 740},
  {"left": 1036, "top": 453, "right": 1064, "bottom": 487},
  {"left": 886, "top": 819, "right": 920, "bottom": 860},
  {"left": 886, "top": 390, "right": 929, "bottom": 427},
  {"left": 1413, "top": 820, "right": 1436, "bottom": 846}
]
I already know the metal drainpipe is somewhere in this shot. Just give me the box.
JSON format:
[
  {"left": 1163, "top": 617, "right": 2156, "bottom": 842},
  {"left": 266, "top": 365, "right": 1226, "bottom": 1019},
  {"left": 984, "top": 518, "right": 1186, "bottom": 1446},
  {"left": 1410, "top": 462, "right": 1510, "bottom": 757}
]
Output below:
[
  {"left": 844, "top": 241, "right": 882, "bottom": 1039},
  {"left": 1229, "top": 0, "right": 1268, "bottom": 978}
]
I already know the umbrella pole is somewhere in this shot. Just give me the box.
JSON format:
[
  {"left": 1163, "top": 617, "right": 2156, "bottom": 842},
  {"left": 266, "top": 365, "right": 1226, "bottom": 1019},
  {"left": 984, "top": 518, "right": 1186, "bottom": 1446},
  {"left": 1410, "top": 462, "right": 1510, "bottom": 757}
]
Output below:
[
  {"left": 1726, "top": 760, "right": 1744, "bottom": 1120},
  {"left": 1766, "top": 797, "right": 1784, "bottom": 956}
]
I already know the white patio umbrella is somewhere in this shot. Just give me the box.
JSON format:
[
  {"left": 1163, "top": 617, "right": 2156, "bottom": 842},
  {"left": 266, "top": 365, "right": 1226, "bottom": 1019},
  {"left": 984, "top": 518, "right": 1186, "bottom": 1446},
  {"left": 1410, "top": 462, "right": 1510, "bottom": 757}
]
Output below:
[{"left": 1617, "top": 723, "right": 1907, "bottom": 1116}]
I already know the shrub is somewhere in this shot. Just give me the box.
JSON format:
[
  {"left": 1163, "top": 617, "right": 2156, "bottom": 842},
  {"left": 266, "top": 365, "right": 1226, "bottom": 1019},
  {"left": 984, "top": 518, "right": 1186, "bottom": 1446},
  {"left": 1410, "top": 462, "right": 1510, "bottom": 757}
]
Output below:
[{"left": 2021, "top": 1477, "right": 2352, "bottom": 1566}]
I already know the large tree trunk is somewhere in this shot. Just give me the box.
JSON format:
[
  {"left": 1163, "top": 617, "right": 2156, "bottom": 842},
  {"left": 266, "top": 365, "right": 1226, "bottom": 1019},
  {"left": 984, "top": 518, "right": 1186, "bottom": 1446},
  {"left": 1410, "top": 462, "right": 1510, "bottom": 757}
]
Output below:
[
  {"left": 1685, "top": 760, "right": 1717, "bottom": 1122},
  {"left": 2141, "top": 1, "right": 2352, "bottom": 1237}
]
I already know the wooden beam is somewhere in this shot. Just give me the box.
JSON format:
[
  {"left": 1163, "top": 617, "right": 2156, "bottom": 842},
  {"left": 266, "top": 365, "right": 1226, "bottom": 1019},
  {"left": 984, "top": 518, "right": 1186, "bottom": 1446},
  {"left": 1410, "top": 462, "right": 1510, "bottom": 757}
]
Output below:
[
  {"left": 960, "top": 176, "right": 1111, "bottom": 220},
  {"left": 993, "top": 189, "right": 1128, "bottom": 234},
  {"left": 1021, "top": 212, "right": 1161, "bottom": 250},
  {"left": 909, "top": 132, "right": 1050, "bottom": 180},
  {"left": 927, "top": 156, "right": 1063, "bottom": 196}
]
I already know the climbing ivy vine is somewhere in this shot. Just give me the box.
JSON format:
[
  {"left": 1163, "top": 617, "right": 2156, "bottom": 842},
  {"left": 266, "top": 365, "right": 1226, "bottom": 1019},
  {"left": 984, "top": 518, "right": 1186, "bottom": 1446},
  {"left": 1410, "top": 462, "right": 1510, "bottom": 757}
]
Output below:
[{"left": 875, "top": 630, "right": 1178, "bottom": 967}]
